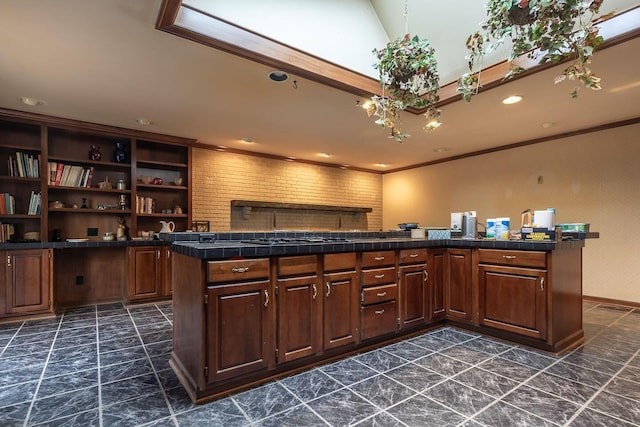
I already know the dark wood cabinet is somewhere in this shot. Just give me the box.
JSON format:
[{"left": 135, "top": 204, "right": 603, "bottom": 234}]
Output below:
[
  {"left": 126, "top": 246, "right": 171, "bottom": 303},
  {"left": 445, "top": 249, "right": 472, "bottom": 323},
  {"left": 429, "top": 249, "right": 446, "bottom": 320},
  {"left": 398, "top": 248, "right": 428, "bottom": 329},
  {"left": 206, "top": 279, "right": 274, "bottom": 383},
  {"left": 2, "top": 249, "right": 52, "bottom": 316},
  {"left": 478, "top": 249, "right": 548, "bottom": 340},
  {"left": 360, "top": 251, "right": 397, "bottom": 340},
  {"left": 276, "top": 255, "right": 321, "bottom": 363},
  {"left": 324, "top": 253, "right": 359, "bottom": 350}
]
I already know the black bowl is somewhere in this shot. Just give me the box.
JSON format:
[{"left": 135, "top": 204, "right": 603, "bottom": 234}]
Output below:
[{"left": 398, "top": 223, "right": 418, "bottom": 230}]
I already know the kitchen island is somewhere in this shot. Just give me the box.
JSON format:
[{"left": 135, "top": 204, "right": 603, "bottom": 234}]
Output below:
[{"left": 170, "top": 232, "right": 593, "bottom": 403}]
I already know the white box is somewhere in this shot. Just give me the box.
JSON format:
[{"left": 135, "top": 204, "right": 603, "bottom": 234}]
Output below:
[{"left": 451, "top": 212, "right": 463, "bottom": 231}]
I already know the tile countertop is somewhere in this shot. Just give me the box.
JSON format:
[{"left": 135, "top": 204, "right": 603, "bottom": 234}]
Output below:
[{"left": 170, "top": 233, "right": 593, "bottom": 260}]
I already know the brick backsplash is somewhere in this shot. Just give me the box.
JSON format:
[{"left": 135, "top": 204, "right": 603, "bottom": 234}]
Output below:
[{"left": 192, "top": 148, "right": 382, "bottom": 231}]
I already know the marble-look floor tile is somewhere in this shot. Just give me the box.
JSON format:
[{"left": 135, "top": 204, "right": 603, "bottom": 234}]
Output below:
[
  {"left": 56, "top": 325, "right": 96, "bottom": 340},
  {"left": 409, "top": 333, "right": 455, "bottom": 352},
  {"left": 320, "top": 358, "right": 378, "bottom": 386},
  {"left": 141, "top": 330, "right": 173, "bottom": 345},
  {"left": 502, "top": 384, "right": 581, "bottom": 424},
  {"left": 9, "top": 331, "right": 55, "bottom": 347},
  {"left": 562, "top": 350, "right": 625, "bottom": 374},
  {"left": 568, "top": 407, "right": 637, "bottom": 426},
  {"left": 150, "top": 354, "right": 171, "bottom": 372},
  {"left": 279, "top": 369, "right": 343, "bottom": 402},
  {"left": 99, "top": 345, "right": 147, "bottom": 367},
  {"left": 98, "top": 335, "right": 143, "bottom": 352},
  {"left": 0, "top": 380, "right": 37, "bottom": 408},
  {"left": 472, "top": 401, "right": 557, "bottom": 427},
  {"left": 601, "top": 377, "right": 640, "bottom": 402},
  {"left": 414, "top": 353, "right": 472, "bottom": 377},
  {"left": 349, "top": 374, "right": 415, "bottom": 408},
  {"left": 617, "top": 366, "right": 640, "bottom": 383},
  {"left": 101, "top": 373, "right": 160, "bottom": 406},
  {"left": 526, "top": 371, "right": 599, "bottom": 404},
  {"left": 100, "top": 358, "right": 155, "bottom": 384},
  {"left": 440, "top": 345, "right": 494, "bottom": 365},
  {"left": 156, "top": 368, "right": 181, "bottom": 391},
  {"left": 545, "top": 361, "right": 613, "bottom": 388},
  {"left": 145, "top": 339, "right": 173, "bottom": 357},
  {"left": 175, "top": 396, "right": 248, "bottom": 426},
  {"left": 423, "top": 380, "right": 496, "bottom": 417},
  {"left": 384, "top": 362, "right": 445, "bottom": 393},
  {"left": 355, "top": 349, "right": 407, "bottom": 372},
  {"left": 306, "top": 387, "right": 377, "bottom": 426},
  {"left": 101, "top": 391, "right": 171, "bottom": 426},
  {"left": 0, "top": 401, "right": 30, "bottom": 425},
  {"left": 164, "top": 383, "right": 197, "bottom": 415},
  {"left": 27, "top": 386, "right": 99, "bottom": 425},
  {"left": 37, "top": 368, "right": 98, "bottom": 398},
  {"left": 572, "top": 342, "right": 636, "bottom": 365},
  {"left": 53, "top": 333, "right": 96, "bottom": 349},
  {"left": 588, "top": 391, "right": 640, "bottom": 424},
  {"left": 429, "top": 328, "right": 478, "bottom": 344},
  {"left": 387, "top": 394, "right": 467, "bottom": 426},
  {"left": 498, "top": 348, "right": 557, "bottom": 370},
  {"left": 0, "top": 353, "right": 48, "bottom": 373},
  {"left": 232, "top": 382, "right": 297, "bottom": 422},
  {"left": 354, "top": 411, "right": 404, "bottom": 427},
  {"left": 382, "top": 341, "right": 432, "bottom": 362},
  {"left": 478, "top": 357, "right": 539, "bottom": 382},
  {"left": 0, "top": 341, "right": 51, "bottom": 359},
  {"left": 97, "top": 302, "right": 125, "bottom": 311},
  {"left": 452, "top": 368, "right": 520, "bottom": 398},
  {"left": 462, "top": 337, "right": 514, "bottom": 355},
  {"left": 36, "top": 408, "right": 101, "bottom": 426},
  {"left": 255, "top": 403, "right": 327, "bottom": 426},
  {"left": 58, "top": 318, "right": 96, "bottom": 331},
  {"left": 0, "top": 364, "right": 44, "bottom": 388}
]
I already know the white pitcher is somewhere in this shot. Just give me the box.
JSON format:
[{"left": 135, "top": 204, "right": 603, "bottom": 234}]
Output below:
[{"left": 159, "top": 220, "right": 175, "bottom": 233}]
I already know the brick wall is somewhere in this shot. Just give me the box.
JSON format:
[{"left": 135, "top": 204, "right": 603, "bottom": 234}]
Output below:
[{"left": 192, "top": 148, "right": 382, "bottom": 231}]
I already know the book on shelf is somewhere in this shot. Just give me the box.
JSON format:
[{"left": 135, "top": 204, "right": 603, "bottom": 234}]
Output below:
[
  {"left": 27, "top": 191, "right": 42, "bottom": 215},
  {"left": 136, "top": 196, "right": 155, "bottom": 214},
  {"left": 50, "top": 164, "right": 96, "bottom": 187},
  {"left": 0, "top": 223, "right": 16, "bottom": 243},
  {"left": 11, "top": 152, "right": 40, "bottom": 178},
  {"left": 0, "top": 193, "right": 15, "bottom": 215}
]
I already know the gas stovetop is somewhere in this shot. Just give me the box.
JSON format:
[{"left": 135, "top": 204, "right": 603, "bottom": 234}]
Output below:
[{"left": 241, "top": 237, "right": 347, "bottom": 245}]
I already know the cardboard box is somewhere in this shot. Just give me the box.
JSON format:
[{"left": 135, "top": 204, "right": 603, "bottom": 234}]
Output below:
[{"left": 521, "top": 227, "right": 556, "bottom": 241}]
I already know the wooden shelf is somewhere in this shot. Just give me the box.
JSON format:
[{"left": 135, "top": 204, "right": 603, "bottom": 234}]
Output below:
[
  {"left": 231, "top": 200, "right": 373, "bottom": 213},
  {"left": 48, "top": 156, "right": 131, "bottom": 169},
  {"left": 136, "top": 184, "right": 187, "bottom": 191},
  {"left": 136, "top": 213, "right": 188, "bottom": 218},
  {"left": 0, "top": 176, "right": 41, "bottom": 182},
  {"left": 137, "top": 160, "right": 188, "bottom": 169},
  {"left": 48, "top": 186, "right": 132, "bottom": 193},
  {"left": 0, "top": 214, "right": 41, "bottom": 219},
  {"left": 48, "top": 208, "right": 132, "bottom": 214}
]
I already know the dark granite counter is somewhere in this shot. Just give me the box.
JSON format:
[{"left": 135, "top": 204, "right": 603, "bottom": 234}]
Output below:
[{"left": 0, "top": 239, "right": 168, "bottom": 250}]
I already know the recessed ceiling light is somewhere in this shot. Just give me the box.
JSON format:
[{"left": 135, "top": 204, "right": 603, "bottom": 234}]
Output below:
[
  {"left": 502, "top": 95, "right": 523, "bottom": 105},
  {"left": 433, "top": 147, "right": 450, "bottom": 153},
  {"left": 320, "top": 152, "right": 331, "bottom": 158},
  {"left": 541, "top": 122, "right": 555, "bottom": 129},
  {"left": 136, "top": 118, "right": 153, "bottom": 125},
  {"left": 268, "top": 71, "right": 288, "bottom": 82},
  {"left": 375, "top": 163, "right": 389, "bottom": 168},
  {"left": 18, "top": 97, "right": 44, "bottom": 106},
  {"left": 241, "top": 137, "right": 255, "bottom": 144}
]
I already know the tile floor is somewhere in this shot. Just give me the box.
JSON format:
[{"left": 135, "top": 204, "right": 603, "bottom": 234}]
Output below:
[{"left": 0, "top": 300, "right": 639, "bottom": 426}]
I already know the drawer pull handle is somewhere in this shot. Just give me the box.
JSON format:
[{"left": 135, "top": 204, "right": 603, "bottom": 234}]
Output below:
[
  {"left": 374, "top": 309, "right": 385, "bottom": 315},
  {"left": 376, "top": 292, "right": 387, "bottom": 297},
  {"left": 7, "top": 255, "right": 11, "bottom": 267},
  {"left": 232, "top": 267, "right": 249, "bottom": 273},
  {"left": 157, "top": 250, "right": 160, "bottom": 260},
  {"left": 264, "top": 290, "right": 269, "bottom": 307},
  {"left": 540, "top": 278, "right": 545, "bottom": 291},
  {"left": 326, "top": 282, "right": 331, "bottom": 297},
  {"left": 409, "top": 253, "right": 419, "bottom": 258},
  {"left": 374, "top": 274, "right": 385, "bottom": 279},
  {"left": 312, "top": 284, "right": 317, "bottom": 300},
  {"left": 374, "top": 256, "right": 385, "bottom": 261},
  {"left": 502, "top": 255, "right": 517, "bottom": 260},
  {"left": 424, "top": 271, "right": 429, "bottom": 282}
]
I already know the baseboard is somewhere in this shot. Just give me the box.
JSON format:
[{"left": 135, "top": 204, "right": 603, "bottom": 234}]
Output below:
[{"left": 583, "top": 295, "right": 640, "bottom": 309}]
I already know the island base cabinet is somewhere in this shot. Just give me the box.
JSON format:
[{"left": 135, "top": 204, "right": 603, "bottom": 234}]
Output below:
[
  {"left": 478, "top": 265, "right": 547, "bottom": 340},
  {"left": 206, "top": 280, "right": 274, "bottom": 383},
  {"left": 126, "top": 246, "right": 171, "bottom": 303},
  {"left": 2, "top": 249, "right": 53, "bottom": 316}
]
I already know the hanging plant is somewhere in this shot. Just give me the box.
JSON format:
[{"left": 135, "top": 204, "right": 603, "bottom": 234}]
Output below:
[
  {"left": 368, "top": 34, "right": 441, "bottom": 143},
  {"left": 458, "top": 0, "right": 613, "bottom": 101}
]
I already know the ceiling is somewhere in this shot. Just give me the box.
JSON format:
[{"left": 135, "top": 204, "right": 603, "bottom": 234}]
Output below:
[{"left": 1, "top": 0, "right": 639, "bottom": 172}]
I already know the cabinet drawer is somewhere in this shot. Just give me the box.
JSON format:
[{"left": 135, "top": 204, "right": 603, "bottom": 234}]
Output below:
[
  {"left": 362, "top": 283, "right": 397, "bottom": 305},
  {"left": 207, "top": 258, "right": 270, "bottom": 283},
  {"left": 399, "top": 248, "right": 428, "bottom": 265},
  {"left": 324, "top": 252, "right": 356, "bottom": 272},
  {"left": 362, "top": 251, "right": 396, "bottom": 268},
  {"left": 278, "top": 255, "right": 317, "bottom": 277},
  {"left": 478, "top": 249, "right": 546, "bottom": 269},
  {"left": 361, "top": 301, "right": 397, "bottom": 340},
  {"left": 361, "top": 267, "right": 396, "bottom": 286}
]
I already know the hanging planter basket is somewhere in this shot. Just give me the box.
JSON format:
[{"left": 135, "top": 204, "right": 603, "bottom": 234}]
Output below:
[
  {"left": 369, "top": 34, "right": 441, "bottom": 142},
  {"left": 458, "top": 0, "right": 612, "bottom": 101}
]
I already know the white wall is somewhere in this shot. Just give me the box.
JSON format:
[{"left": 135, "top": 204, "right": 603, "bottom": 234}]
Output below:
[{"left": 383, "top": 123, "right": 640, "bottom": 303}]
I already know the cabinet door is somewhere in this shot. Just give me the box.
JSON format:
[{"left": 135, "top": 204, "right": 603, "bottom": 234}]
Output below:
[
  {"left": 446, "top": 249, "right": 472, "bottom": 322},
  {"left": 127, "top": 247, "right": 162, "bottom": 301},
  {"left": 323, "top": 271, "right": 359, "bottom": 350},
  {"left": 5, "top": 249, "right": 52, "bottom": 314},
  {"left": 479, "top": 265, "right": 547, "bottom": 340},
  {"left": 399, "top": 263, "right": 428, "bottom": 329},
  {"left": 206, "top": 280, "right": 274, "bottom": 383},
  {"left": 162, "top": 248, "right": 172, "bottom": 297},
  {"left": 277, "top": 275, "right": 322, "bottom": 363},
  {"left": 429, "top": 249, "right": 446, "bottom": 320}
]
